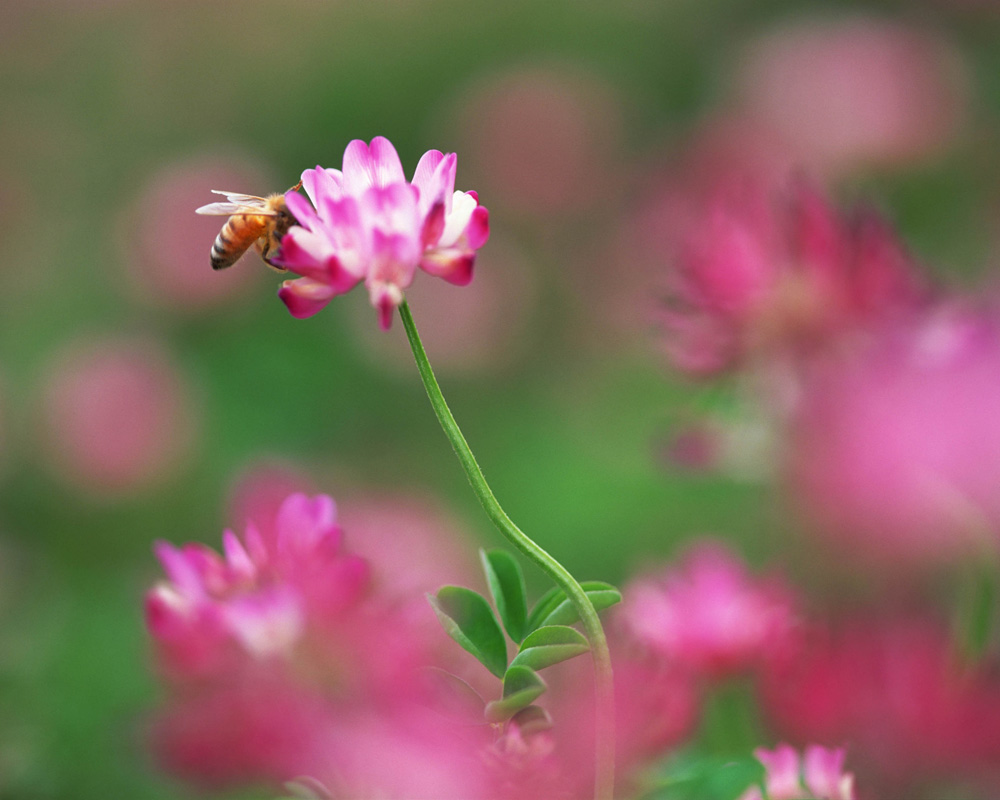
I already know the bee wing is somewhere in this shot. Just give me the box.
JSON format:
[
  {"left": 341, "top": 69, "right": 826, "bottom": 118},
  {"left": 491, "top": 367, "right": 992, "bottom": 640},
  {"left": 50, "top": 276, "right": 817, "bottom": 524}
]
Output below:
[
  {"left": 196, "top": 191, "right": 280, "bottom": 216},
  {"left": 196, "top": 201, "right": 248, "bottom": 215},
  {"left": 209, "top": 190, "right": 270, "bottom": 204}
]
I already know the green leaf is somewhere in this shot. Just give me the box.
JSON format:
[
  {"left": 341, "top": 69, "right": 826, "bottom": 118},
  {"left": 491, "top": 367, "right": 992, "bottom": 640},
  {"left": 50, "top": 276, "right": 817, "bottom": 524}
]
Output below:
[
  {"left": 525, "top": 585, "right": 564, "bottom": 634},
  {"left": 484, "top": 666, "right": 546, "bottom": 723},
  {"left": 542, "top": 582, "right": 622, "bottom": 627},
  {"left": 428, "top": 587, "right": 507, "bottom": 677},
  {"left": 525, "top": 581, "right": 623, "bottom": 633},
  {"left": 509, "top": 704, "right": 553, "bottom": 736},
  {"left": 509, "top": 625, "right": 590, "bottom": 671},
  {"left": 480, "top": 549, "right": 529, "bottom": 643}
]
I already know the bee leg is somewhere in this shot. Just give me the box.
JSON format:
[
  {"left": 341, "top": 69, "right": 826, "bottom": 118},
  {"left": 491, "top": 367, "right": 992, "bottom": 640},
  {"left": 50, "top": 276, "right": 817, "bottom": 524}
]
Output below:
[
  {"left": 255, "top": 238, "right": 288, "bottom": 273},
  {"left": 262, "top": 255, "right": 288, "bottom": 273}
]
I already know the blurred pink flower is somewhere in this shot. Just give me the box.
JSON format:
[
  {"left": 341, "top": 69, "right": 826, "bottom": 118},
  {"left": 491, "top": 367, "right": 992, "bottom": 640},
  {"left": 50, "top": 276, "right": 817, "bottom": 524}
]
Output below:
[
  {"left": 276, "top": 136, "right": 489, "bottom": 329},
  {"left": 118, "top": 155, "right": 273, "bottom": 312},
  {"left": 322, "top": 709, "right": 492, "bottom": 800},
  {"left": 739, "top": 18, "right": 968, "bottom": 174},
  {"left": 39, "top": 335, "right": 197, "bottom": 496},
  {"left": 482, "top": 718, "right": 570, "bottom": 800},
  {"left": 612, "top": 649, "right": 700, "bottom": 773},
  {"left": 226, "top": 466, "right": 479, "bottom": 601},
  {"left": 788, "top": 302, "right": 1000, "bottom": 565},
  {"left": 147, "top": 493, "right": 370, "bottom": 680},
  {"left": 150, "top": 675, "right": 336, "bottom": 788},
  {"left": 621, "top": 542, "right": 798, "bottom": 678},
  {"left": 542, "top": 631, "right": 699, "bottom": 796},
  {"left": 660, "top": 179, "right": 927, "bottom": 375},
  {"left": 225, "top": 458, "right": 317, "bottom": 536},
  {"left": 760, "top": 615, "right": 1000, "bottom": 793},
  {"left": 146, "top": 492, "right": 502, "bottom": 797},
  {"left": 579, "top": 118, "right": 798, "bottom": 349},
  {"left": 739, "top": 744, "right": 856, "bottom": 800},
  {"left": 336, "top": 493, "right": 479, "bottom": 600},
  {"left": 453, "top": 66, "right": 625, "bottom": 219},
  {"left": 153, "top": 672, "right": 493, "bottom": 799}
]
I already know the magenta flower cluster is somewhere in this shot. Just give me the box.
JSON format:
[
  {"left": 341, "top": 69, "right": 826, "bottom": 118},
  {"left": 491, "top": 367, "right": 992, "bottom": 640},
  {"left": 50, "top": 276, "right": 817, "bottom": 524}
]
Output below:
[
  {"left": 276, "top": 137, "right": 490, "bottom": 328},
  {"left": 147, "top": 492, "right": 1000, "bottom": 797},
  {"left": 147, "top": 493, "right": 493, "bottom": 795},
  {"left": 654, "top": 167, "right": 1000, "bottom": 568},
  {"left": 147, "top": 494, "right": 369, "bottom": 678},
  {"left": 145, "top": 492, "right": 702, "bottom": 798}
]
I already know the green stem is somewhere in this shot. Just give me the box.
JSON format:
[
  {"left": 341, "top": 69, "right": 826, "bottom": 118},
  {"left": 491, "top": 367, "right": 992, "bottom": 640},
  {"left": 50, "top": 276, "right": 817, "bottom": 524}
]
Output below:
[{"left": 399, "top": 300, "right": 615, "bottom": 800}]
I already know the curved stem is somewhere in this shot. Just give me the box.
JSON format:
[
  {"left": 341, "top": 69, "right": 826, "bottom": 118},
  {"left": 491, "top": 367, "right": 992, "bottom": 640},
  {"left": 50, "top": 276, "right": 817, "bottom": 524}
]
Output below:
[{"left": 399, "top": 300, "right": 615, "bottom": 800}]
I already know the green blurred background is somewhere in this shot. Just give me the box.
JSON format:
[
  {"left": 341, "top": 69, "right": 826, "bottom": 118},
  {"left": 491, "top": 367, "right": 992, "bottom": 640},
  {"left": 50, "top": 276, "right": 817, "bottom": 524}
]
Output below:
[{"left": 0, "top": 0, "right": 998, "bottom": 797}]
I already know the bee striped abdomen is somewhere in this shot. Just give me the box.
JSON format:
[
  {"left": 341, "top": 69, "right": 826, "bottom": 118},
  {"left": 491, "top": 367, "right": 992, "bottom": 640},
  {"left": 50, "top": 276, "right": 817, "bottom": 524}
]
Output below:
[{"left": 210, "top": 214, "right": 267, "bottom": 270}]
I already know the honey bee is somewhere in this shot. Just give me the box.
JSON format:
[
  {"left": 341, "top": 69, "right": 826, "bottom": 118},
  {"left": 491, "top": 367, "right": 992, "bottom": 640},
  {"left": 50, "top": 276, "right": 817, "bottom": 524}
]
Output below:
[{"left": 195, "top": 184, "right": 301, "bottom": 271}]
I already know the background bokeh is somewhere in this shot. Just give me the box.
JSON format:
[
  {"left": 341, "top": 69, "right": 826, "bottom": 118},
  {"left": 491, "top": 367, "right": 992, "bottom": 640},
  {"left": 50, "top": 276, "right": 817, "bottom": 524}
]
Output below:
[{"left": 1, "top": 1, "right": 1000, "bottom": 798}]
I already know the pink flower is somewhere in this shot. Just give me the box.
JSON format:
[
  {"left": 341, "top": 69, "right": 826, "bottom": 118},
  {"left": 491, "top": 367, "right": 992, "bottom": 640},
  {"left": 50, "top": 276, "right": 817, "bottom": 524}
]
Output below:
[
  {"left": 146, "top": 493, "right": 370, "bottom": 680},
  {"left": 760, "top": 615, "right": 1000, "bottom": 793},
  {"left": 324, "top": 710, "right": 492, "bottom": 800},
  {"left": 482, "top": 717, "right": 570, "bottom": 800},
  {"left": 611, "top": 649, "right": 700, "bottom": 775},
  {"left": 577, "top": 116, "right": 798, "bottom": 350},
  {"left": 518, "top": 642, "right": 698, "bottom": 799},
  {"left": 38, "top": 335, "right": 197, "bottom": 497},
  {"left": 341, "top": 493, "right": 474, "bottom": 584},
  {"left": 739, "top": 744, "right": 856, "bottom": 800},
  {"left": 621, "top": 542, "right": 797, "bottom": 678},
  {"left": 149, "top": 676, "right": 335, "bottom": 788},
  {"left": 660, "top": 179, "right": 927, "bottom": 375},
  {"left": 275, "top": 136, "right": 489, "bottom": 329},
  {"left": 225, "top": 458, "right": 317, "bottom": 538},
  {"left": 225, "top": 466, "right": 479, "bottom": 602},
  {"left": 787, "top": 302, "right": 1000, "bottom": 566},
  {"left": 803, "top": 747, "right": 858, "bottom": 800},
  {"left": 145, "top": 492, "right": 501, "bottom": 797}
]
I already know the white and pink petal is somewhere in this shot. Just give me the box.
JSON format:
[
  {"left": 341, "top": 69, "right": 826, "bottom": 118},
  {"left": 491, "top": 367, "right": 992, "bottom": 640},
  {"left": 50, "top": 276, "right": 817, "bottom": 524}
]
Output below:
[
  {"left": 342, "top": 137, "right": 406, "bottom": 195},
  {"left": 438, "top": 191, "right": 490, "bottom": 250},
  {"left": 276, "top": 228, "right": 338, "bottom": 279},
  {"left": 301, "top": 166, "right": 344, "bottom": 208},
  {"left": 412, "top": 150, "right": 457, "bottom": 219},
  {"left": 466, "top": 204, "right": 490, "bottom": 250},
  {"left": 359, "top": 183, "right": 422, "bottom": 243},
  {"left": 283, "top": 190, "right": 321, "bottom": 232},
  {"left": 221, "top": 586, "right": 305, "bottom": 658},
  {"left": 420, "top": 249, "right": 475, "bottom": 286},
  {"left": 369, "top": 282, "right": 406, "bottom": 330}
]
